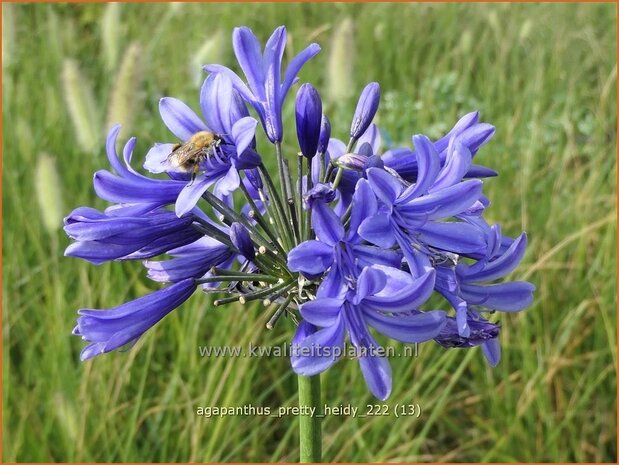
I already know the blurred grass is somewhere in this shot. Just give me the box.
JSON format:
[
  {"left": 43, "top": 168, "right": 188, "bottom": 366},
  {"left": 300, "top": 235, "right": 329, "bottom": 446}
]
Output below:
[{"left": 2, "top": 2, "right": 616, "bottom": 462}]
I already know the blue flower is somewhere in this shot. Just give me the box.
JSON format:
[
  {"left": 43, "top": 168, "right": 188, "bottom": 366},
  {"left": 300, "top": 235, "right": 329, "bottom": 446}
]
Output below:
[
  {"left": 144, "top": 74, "right": 261, "bottom": 216},
  {"left": 204, "top": 26, "right": 320, "bottom": 143},
  {"left": 456, "top": 232, "right": 535, "bottom": 311},
  {"left": 64, "top": 205, "right": 202, "bottom": 265},
  {"left": 382, "top": 112, "right": 497, "bottom": 181},
  {"left": 143, "top": 236, "right": 234, "bottom": 284},
  {"left": 288, "top": 179, "right": 402, "bottom": 297},
  {"left": 359, "top": 142, "right": 487, "bottom": 276},
  {"left": 310, "top": 123, "right": 382, "bottom": 215},
  {"left": 291, "top": 265, "right": 446, "bottom": 400},
  {"left": 73, "top": 279, "right": 197, "bottom": 360},
  {"left": 93, "top": 125, "right": 186, "bottom": 208},
  {"left": 432, "top": 230, "right": 535, "bottom": 335},
  {"left": 433, "top": 312, "right": 502, "bottom": 367}
]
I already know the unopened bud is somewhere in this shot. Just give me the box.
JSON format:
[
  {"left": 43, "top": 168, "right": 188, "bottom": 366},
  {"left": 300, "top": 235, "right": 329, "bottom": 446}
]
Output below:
[
  {"left": 230, "top": 222, "right": 254, "bottom": 261},
  {"left": 295, "top": 84, "right": 323, "bottom": 159},
  {"left": 350, "top": 82, "right": 380, "bottom": 139}
]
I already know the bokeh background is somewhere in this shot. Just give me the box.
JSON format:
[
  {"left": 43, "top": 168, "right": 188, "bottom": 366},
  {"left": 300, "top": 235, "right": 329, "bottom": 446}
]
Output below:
[{"left": 2, "top": 2, "right": 617, "bottom": 462}]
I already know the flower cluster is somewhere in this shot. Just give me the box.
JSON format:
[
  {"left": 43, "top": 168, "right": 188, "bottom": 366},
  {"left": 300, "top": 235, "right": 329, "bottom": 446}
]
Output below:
[{"left": 66, "top": 26, "right": 534, "bottom": 400}]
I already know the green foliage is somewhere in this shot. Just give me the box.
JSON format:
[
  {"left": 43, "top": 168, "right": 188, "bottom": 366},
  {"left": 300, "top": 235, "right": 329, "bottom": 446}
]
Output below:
[{"left": 3, "top": 3, "right": 616, "bottom": 462}]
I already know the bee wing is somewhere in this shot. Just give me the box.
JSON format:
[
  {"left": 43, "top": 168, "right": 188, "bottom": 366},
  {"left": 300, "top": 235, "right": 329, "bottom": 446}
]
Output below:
[{"left": 168, "top": 144, "right": 208, "bottom": 173}]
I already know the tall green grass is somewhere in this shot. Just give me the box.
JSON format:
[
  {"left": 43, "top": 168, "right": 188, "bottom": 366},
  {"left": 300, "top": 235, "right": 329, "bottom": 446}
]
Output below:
[{"left": 3, "top": 3, "right": 616, "bottom": 462}]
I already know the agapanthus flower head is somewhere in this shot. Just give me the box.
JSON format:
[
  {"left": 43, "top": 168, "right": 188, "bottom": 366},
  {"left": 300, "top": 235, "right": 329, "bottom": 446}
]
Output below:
[{"left": 65, "top": 25, "right": 534, "bottom": 400}]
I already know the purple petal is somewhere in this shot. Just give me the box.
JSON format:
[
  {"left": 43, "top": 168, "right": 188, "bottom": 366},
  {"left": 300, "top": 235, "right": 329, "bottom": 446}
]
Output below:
[
  {"left": 290, "top": 315, "right": 345, "bottom": 376},
  {"left": 230, "top": 222, "right": 254, "bottom": 261},
  {"left": 76, "top": 279, "right": 197, "bottom": 359},
  {"left": 144, "top": 143, "right": 175, "bottom": 174},
  {"left": 295, "top": 83, "right": 323, "bottom": 159},
  {"left": 145, "top": 249, "right": 232, "bottom": 283},
  {"left": 416, "top": 221, "right": 487, "bottom": 255},
  {"left": 293, "top": 321, "right": 317, "bottom": 343},
  {"left": 344, "top": 305, "right": 392, "bottom": 400},
  {"left": 105, "top": 125, "right": 130, "bottom": 176},
  {"left": 458, "top": 233, "right": 527, "bottom": 282},
  {"left": 213, "top": 167, "right": 241, "bottom": 199},
  {"left": 355, "top": 123, "right": 382, "bottom": 154},
  {"left": 431, "top": 137, "right": 472, "bottom": 191},
  {"left": 394, "top": 231, "right": 433, "bottom": 278},
  {"left": 311, "top": 202, "right": 345, "bottom": 246},
  {"left": 459, "top": 123, "right": 496, "bottom": 155},
  {"left": 358, "top": 212, "right": 395, "bottom": 248},
  {"left": 366, "top": 168, "right": 402, "bottom": 206},
  {"left": 232, "top": 26, "right": 265, "bottom": 99},
  {"left": 434, "top": 111, "right": 480, "bottom": 154},
  {"left": 300, "top": 298, "right": 345, "bottom": 327},
  {"left": 399, "top": 134, "right": 441, "bottom": 202},
  {"left": 359, "top": 355, "right": 392, "bottom": 401},
  {"left": 465, "top": 164, "right": 498, "bottom": 178},
  {"left": 318, "top": 114, "right": 331, "bottom": 154},
  {"left": 327, "top": 138, "right": 347, "bottom": 159},
  {"left": 348, "top": 179, "right": 378, "bottom": 242},
  {"left": 364, "top": 309, "right": 446, "bottom": 343},
  {"left": 460, "top": 281, "right": 536, "bottom": 312},
  {"left": 354, "top": 266, "right": 387, "bottom": 304},
  {"left": 159, "top": 97, "right": 207, "bottom": 141},
  {"left": 200, "top": 73, "right": 233, "bottom": 136},
  {"left": 363, "top": 267, "right": 436, "bottom": 313},
  {"left": 175, "top": 176, "right": 213, "bottom": 217},
  {"left": 65, "top": 240, "right": 139, "bottom": 265},
  {"left": 352, "top": 244, "right": 401, "bottom": 269},
  {"left": 397, "top": 179, "right": 483, "bottom": 220},
  {"left": 93, "top": 170, "right": 184, "bottom": 206},
  {"left": 317, "top": 266, "right": 347, "bottom": 299},
  {"left": 203, "top": 64, "right": 256, "bottom": 105},
  {"left": 281, "top": 43, "right": 321, "bottom": 100},
  {"left": 231, "top": 116, "right": 258, "bottom": 156},
  {"left": 482, "top": 338, "right": 501, "bottom": 366},
  {"left": 287, "top": 240, "right": 334, "bottom": 276}
]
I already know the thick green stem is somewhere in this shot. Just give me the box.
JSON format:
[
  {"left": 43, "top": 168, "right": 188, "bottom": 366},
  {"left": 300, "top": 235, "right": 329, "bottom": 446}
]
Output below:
[{"left": 298, "top": 374, "right": 322, "bottom": 463}]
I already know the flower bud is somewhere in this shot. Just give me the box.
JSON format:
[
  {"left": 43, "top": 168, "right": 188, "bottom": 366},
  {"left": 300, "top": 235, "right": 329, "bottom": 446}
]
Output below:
[
  {"left": 434, "top": 317, "right": 500, "bottom": 349},
  {"left": 317, "top": 114, "right": 331, "bottom": 154},
  {"left": 295, "top": 84, "right": 323, "bottom": 159},
  {"left": 335, "top": 152, "right": 368, "bottom": 172},
  {"left": 244, "top": 168, "right": 263, "bottom": 191},
  {"left": 230, "top": 222, "right": 254, "bottom": 261},
  {"left": 303, "top": 183, "right": 336, "bottom": 210},
  {"left": 350, "top": 82, "right": 380, "bottom": 139}
]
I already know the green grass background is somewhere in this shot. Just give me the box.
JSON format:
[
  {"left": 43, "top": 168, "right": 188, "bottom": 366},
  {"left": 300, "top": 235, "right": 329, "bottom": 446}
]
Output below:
[{"left": 2, "top": 2, "right": 617, "bottom": 462}]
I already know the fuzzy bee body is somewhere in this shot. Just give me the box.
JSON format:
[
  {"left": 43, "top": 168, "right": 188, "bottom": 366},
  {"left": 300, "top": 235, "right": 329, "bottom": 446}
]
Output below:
[{"left": 166, "top": 131, "right": 222, "bottom": 178}]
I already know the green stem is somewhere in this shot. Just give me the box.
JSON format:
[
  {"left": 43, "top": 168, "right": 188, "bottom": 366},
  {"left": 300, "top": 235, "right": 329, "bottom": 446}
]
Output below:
[
  {"left": 259, "top": 163, "right": 293, "bottom": 250},
  {"left": 298, "top": 374, "right": 322, "bottom": 463}
]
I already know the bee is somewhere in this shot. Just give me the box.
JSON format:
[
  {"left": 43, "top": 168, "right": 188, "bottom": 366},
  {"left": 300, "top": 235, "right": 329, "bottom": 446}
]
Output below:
[{"left": 166, "top": 131, "right": 222, "bottom": 180}]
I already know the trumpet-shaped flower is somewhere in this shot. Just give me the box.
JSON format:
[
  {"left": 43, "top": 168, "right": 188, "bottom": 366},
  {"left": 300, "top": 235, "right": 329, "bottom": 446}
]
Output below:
[
  {"left": 204, "top": 26, "right": 320, "bottom": 143},
  {"left": 292, "top": 265, "right": 445, "bottom": 400}
]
